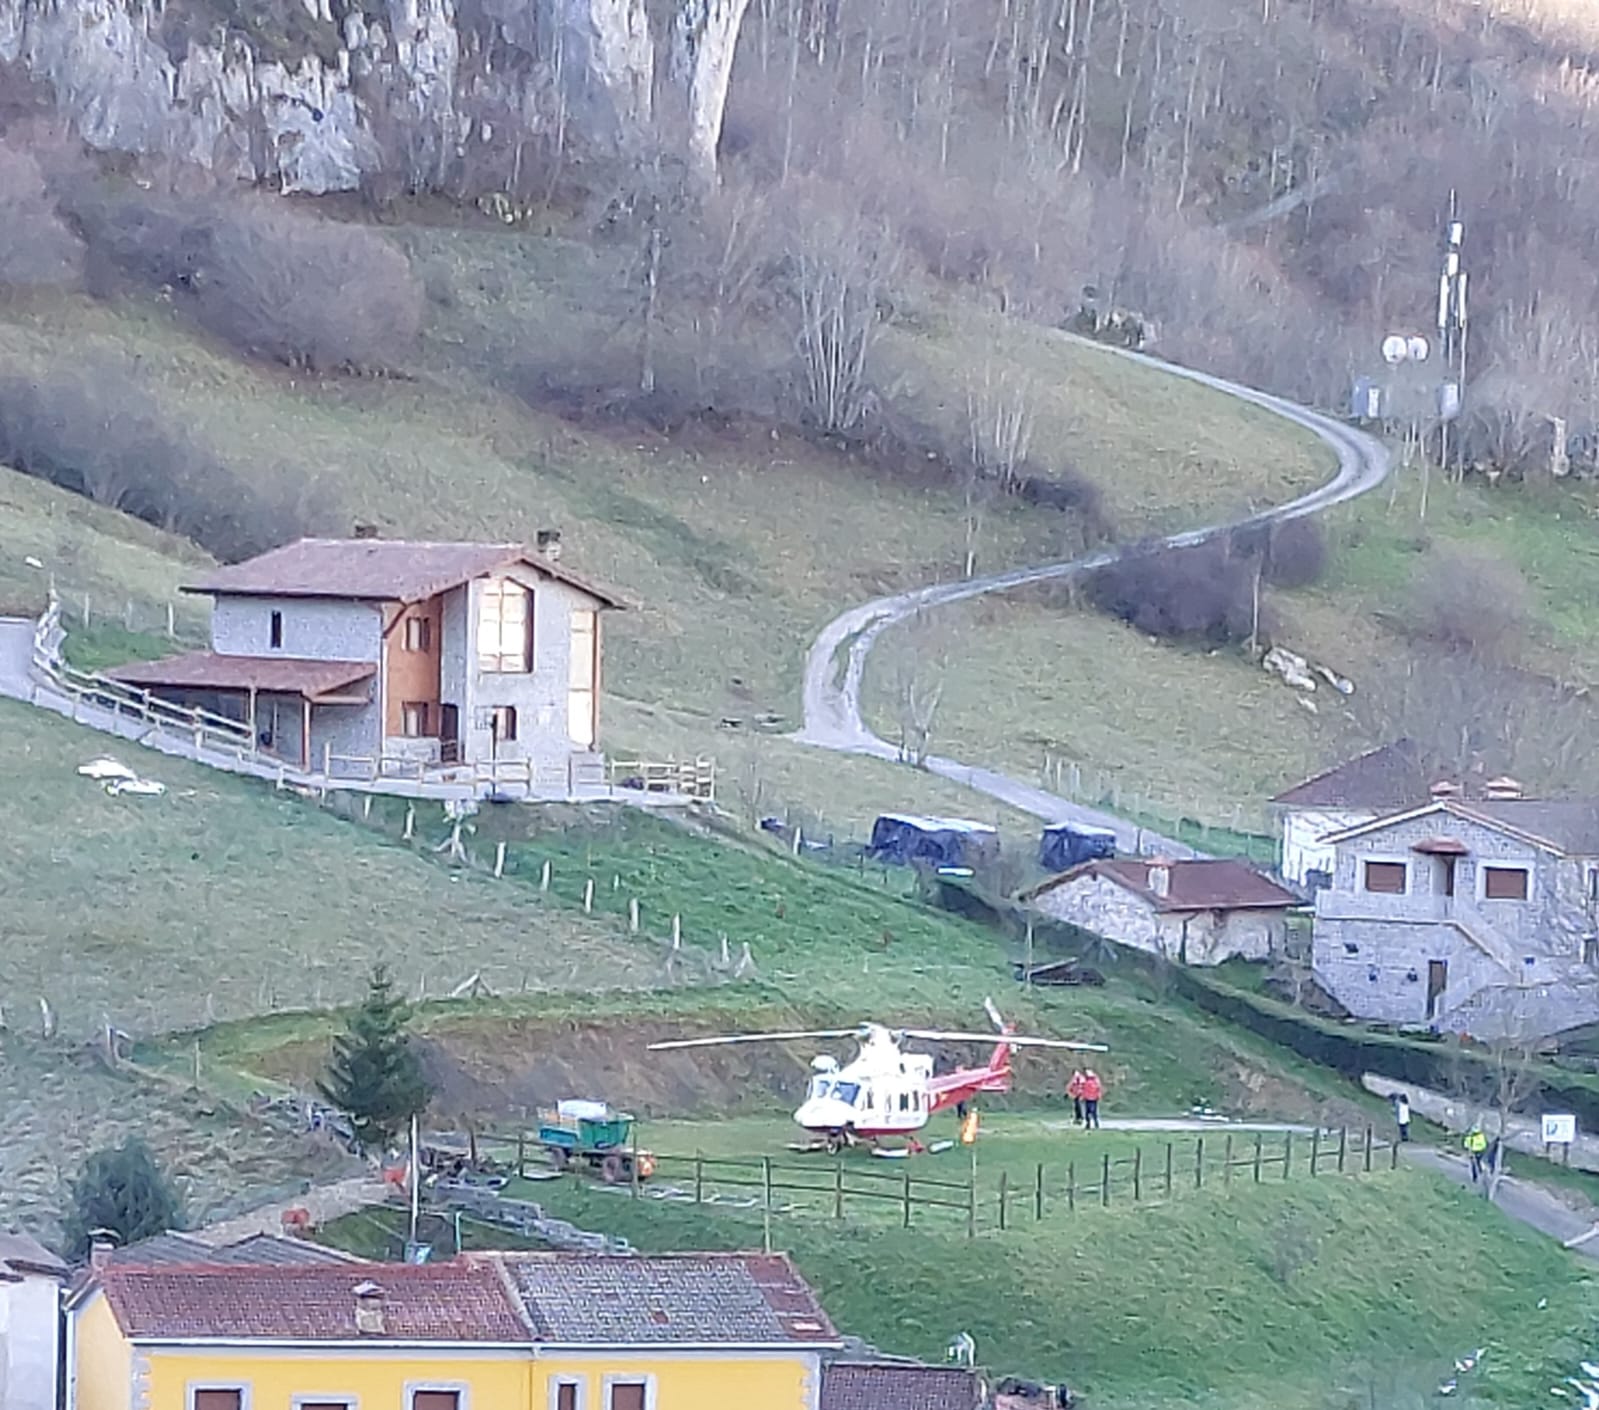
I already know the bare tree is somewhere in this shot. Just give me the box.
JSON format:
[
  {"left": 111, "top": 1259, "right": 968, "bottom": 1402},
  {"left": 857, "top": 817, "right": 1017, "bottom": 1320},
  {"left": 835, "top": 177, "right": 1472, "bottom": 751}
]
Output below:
[
  {"left": 889, "top": 609, "right": 950, "bottom": 767},
  {"left": 783, "top": 201, "right": 900, "bottom": 434},
  {"left": 0, "top": 140, "right": 83, "bottom": 291},
  {"left": 667, "top": 0, "right": 756, "bottom": 185}
]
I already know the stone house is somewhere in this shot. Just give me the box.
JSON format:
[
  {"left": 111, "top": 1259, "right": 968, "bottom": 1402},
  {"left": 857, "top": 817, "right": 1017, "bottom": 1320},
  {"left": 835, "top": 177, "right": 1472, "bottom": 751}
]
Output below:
[
  {"left": 1021, "top": 858, "right": 1298, "bottom": 966},
  {"left": 107, "top": 536, "right": 624, "bottom": 782},
  {"left": 1311, "top": 797, "right": 1599, "bottom": 1039},
  {"left": 0, "top": 1231, "right": 67, "bottom": 1410}
]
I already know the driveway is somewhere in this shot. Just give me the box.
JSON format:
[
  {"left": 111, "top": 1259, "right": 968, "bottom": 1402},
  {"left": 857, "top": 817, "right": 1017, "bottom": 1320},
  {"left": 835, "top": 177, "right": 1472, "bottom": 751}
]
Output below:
[
  {"left": 795, "top": 333, "right": 1391, "bottom": 854},
  {"left": 1403, "top": 1145, "right": 1599, "bottom": 1264}
]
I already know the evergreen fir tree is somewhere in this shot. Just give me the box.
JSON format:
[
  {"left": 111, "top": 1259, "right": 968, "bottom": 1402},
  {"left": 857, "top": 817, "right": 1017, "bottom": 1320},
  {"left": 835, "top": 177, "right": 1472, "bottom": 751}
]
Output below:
[
  {"left": 319, "top": 963, "right": 430, "bottom": 1152},
  {"left": 63, "top": 1138, "right": 182, "bottom": 1259}
]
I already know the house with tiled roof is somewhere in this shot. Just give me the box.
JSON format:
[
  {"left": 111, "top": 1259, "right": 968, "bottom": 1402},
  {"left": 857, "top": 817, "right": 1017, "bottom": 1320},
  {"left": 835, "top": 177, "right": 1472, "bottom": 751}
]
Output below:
[
  {"left": 106, "top": 534, "right": 624, "bottom": 789},
  {"left": 66, "top": 1250, "right": 842, "bottom": 1410},
  {"left": 821, "top": 1360, "right": 987, "bottom": 1410},
  {"left": 1310, "top": 793, "right": 1599, "bottom": 1038},
  {"left": 1021, "top": 857, "right": 1299, "bottom": 965}
]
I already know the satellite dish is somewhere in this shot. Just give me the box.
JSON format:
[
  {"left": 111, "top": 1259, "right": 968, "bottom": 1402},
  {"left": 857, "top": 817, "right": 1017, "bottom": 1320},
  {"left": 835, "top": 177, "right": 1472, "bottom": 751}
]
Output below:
[
  {"left": 1381, "top": 335, "right": 1407, "bottom": 365},
  {"left": 1406, "top": 336, "right": 1431, "bottom": 363}
]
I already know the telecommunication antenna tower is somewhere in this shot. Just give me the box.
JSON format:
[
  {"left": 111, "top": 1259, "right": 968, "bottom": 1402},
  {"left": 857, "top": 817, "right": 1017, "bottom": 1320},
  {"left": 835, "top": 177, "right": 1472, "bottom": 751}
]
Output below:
[{"left": 1436, "top": 191, "right": 1468, "bottom": 473}]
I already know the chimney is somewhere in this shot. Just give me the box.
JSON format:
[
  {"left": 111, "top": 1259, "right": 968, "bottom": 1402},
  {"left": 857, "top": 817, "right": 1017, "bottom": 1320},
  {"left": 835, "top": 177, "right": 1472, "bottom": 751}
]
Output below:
[
  {"left": 88, "top": 1232, "right": 117, "bottom": 1272},
  {"left": 1485, "top": 775, "right": 1525, "bottom": 801},
  {"left": 1429, "top": 779, "right": 1461, "bottom": 799},
  {"left": 1147, "top": 859, "right": 1172, "bottom": 900},
  {"left": 535, "top": 528, "right": 562, "bottom": 561},
  {"left": 353, "top": 1280, "right": 385, "bottom": 1336},
  {"left": 353, "top": 523, "right": 380, "bottom": 540}
]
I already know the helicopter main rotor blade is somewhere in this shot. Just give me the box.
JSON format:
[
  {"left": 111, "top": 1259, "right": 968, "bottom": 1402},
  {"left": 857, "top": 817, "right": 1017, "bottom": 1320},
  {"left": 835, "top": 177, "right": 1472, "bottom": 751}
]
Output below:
[
  {"left": 900, "top": 1029, "right": 1108, "bottom": 1052},
  {"left": 647, "top": 1029, "right": 861, "bottom": 1051}
]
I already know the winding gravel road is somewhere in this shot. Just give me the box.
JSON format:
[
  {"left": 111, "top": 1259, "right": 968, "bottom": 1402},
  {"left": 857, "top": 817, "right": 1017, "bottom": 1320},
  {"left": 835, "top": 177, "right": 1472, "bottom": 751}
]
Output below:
[{"left": 795, "top": 336, "right": 1392, "bottom": 855}]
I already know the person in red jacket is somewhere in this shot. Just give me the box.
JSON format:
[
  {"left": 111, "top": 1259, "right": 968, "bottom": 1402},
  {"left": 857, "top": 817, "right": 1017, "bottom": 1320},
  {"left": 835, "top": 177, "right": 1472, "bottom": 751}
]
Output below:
[
  {"left": 1066, "top": 1069, "right": 1086, "bottom": 1125},
  {"left": 1080, "top": 1070, "right": 1104, "bottom": 1129}
]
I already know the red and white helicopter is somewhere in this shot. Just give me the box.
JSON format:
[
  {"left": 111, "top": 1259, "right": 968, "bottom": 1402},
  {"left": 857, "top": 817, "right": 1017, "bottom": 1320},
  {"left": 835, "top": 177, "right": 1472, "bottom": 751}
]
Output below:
[{"left": 649, "top": 999, "right": 1105, "bottom": 1154}]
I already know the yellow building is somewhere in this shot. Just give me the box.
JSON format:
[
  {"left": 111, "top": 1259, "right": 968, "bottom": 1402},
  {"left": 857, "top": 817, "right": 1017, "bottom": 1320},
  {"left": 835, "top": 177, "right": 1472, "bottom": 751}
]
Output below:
[{"left": 66, "top": 1249, "right": 841, "bottom": 1410}]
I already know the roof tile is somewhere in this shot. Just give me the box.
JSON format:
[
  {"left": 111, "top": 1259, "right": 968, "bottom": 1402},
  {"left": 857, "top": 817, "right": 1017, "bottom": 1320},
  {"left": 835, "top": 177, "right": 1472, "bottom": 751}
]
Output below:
[
  {"left": 491, "top": 1252, "right": 838, "bottom": 1346},
  {"left": 1030, "top": 858, "right": 1297, "bottom": 912},
  {"left": 186, "top": 539, "right": 625, "bottom": 609},
  {"left": 821, "top": 1363, "right": 984, "bottom": 1410},
  {"left": 98, "top": 1262, "right": 528, "bottom": 1342}
]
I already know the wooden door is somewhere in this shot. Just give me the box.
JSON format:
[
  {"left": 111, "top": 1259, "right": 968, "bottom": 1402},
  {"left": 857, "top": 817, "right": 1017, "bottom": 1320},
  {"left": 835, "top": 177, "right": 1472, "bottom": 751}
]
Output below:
[
  {"left": 1426, "top": 960, "right": 1448, "bottom": 1019},
  {"left": 1437, "top": 857, "right": 1456, "bottom": 897},
  {"left": 438, "top": 703, "right": 460, "bottom": 764}
]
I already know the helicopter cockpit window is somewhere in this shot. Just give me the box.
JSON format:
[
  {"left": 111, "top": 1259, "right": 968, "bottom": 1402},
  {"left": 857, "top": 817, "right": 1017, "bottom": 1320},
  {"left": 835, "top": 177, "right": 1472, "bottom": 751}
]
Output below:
[{"left": 834, "top": 1081, "right": 861, "bottom": 1106}]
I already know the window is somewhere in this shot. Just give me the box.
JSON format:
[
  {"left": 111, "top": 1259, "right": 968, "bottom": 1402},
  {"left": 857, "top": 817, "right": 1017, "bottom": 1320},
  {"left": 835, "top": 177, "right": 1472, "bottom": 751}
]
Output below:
[
  {"left": 479, "top": 579, "right": 531, "bottom": 673},
  {"left": 1483, "top": 865, "right": 1529, "bottom": 901},
  {"left": 269, "top": 610, "right": 283, "bottom": 650},
  {"left": 898, "top": 1092, "right": 909, "bottom": 1111},
  {"left": 569, "top": 608, "right": 598, "bottom": 747},
  {"left": 1585, "top": 937, "right": 1599, "bottom": 967},
  {"left": 489, "top": 705, "right": 517, "bottom": 744},
  {"left": 550, "top": 1381, "right": 584, "bottom": 1410},
  {"left": 294, "top": 1402, "right": 354, "bottom": 1410},
  {"left": 405, "top": 615, "right": 432, "bottom": 652},
  {"left": 1363, "top": 861, "right": 1407, "bottom": 895},
  {"left": 192, "top": 1393, "right": 245, "bottom": 1410},
  {"left": 411, "top": 1393, "right": 461, "bottom": 1410},
  {"left": 401, "top": 702, "right": 431, "bottom": 737},
  {"left": 606, "top": 1382, "right": 648, "bottom": 1410},
  {"left": 833, "top": 1081, "right": 860, "bottom": 1105}
]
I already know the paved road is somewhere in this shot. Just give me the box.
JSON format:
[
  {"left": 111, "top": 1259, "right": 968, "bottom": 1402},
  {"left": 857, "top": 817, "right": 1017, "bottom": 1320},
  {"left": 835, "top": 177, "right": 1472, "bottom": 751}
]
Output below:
[
  {"left": 794, "top": 334, "right": 1392, "bottom": 854},
  {"left": 1404, "top": 1145, "right": 1599, "bottom": 1263}
]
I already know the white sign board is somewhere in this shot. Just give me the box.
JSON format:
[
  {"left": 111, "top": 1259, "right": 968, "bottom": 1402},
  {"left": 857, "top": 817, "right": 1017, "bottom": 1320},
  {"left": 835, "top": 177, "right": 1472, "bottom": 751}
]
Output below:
[{"left": 1542, "top": 1113, "right": 1577, "bottom": 1145}]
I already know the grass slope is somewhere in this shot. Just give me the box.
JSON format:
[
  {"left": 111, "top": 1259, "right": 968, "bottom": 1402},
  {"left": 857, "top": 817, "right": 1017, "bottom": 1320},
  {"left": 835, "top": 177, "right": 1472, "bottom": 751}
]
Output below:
[{"left": 331, "top": 1138, "right": 1596, "bottom": 1410}]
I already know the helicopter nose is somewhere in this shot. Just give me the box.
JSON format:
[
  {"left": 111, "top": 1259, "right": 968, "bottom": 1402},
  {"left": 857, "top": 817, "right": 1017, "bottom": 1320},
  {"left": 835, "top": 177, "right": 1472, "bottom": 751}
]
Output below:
[{"left": 795, "top": 1098, "right": 850, "bottom": 1130}]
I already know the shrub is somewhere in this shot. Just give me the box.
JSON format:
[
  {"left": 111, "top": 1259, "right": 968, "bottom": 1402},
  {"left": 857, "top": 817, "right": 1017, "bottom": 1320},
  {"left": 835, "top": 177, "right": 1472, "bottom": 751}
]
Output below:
[
  {"left": 0, "top": 364, "right": 331, "bottom": 559},
  {"left": 194, "top": 202, "right": 423, "bottom": 372},
  {"left": 0, "top": 140, "right": 83, "bottom": 291},
  {"left": 1015, "top": 467, "right": 1113, "bottom": 542},
  {"left": 66, "top": 189, "right": 422, "bottom": 372},
  {"left": 1407, "top": 544, "right": 1529, "bottom": 658},
  {"left": 1085, "top": 538, "right": 1257, "bottom": 644},
  {"left": 1228, "top": 516, "right": 1328, "bottom": 590},
  {"left": 62, "top": 1138, "right": 182, "bottom": 1259}
]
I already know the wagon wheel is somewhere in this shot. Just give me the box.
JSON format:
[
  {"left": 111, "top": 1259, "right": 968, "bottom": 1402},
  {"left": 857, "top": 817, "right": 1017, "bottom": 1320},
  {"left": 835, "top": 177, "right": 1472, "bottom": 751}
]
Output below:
[
  {"left": 547, "top": 1146, "right": 571, "bottom": 1172},
  {"left": 600, "top": 1153, "right": 626, "bottom": 1185}
]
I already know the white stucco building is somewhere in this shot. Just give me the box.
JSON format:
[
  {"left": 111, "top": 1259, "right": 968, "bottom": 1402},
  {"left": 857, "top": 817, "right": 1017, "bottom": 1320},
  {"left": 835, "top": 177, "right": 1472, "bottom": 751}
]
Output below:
[{"left": 0, "top": 1232, "right": 67, "bottom": 1410}]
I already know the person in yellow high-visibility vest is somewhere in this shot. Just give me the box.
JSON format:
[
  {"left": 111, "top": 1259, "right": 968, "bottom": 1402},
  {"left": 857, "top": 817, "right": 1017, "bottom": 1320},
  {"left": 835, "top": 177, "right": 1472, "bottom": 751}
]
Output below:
[
  {"left": 1463, "top": 1124, "right": 1489, "bottom": 1183},
  {"left": 960, "top": 1109, "right": 980, "bottom": 1145}
]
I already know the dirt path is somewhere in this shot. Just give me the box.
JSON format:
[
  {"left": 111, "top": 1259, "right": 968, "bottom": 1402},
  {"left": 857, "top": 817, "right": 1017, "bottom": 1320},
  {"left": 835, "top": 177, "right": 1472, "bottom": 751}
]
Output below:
[{"left": 794, "top": 334, "right": 1391, "bottom": 852}]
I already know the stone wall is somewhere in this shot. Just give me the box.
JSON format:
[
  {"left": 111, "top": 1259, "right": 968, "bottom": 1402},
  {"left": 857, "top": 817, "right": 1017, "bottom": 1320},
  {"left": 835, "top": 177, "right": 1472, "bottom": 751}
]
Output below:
[
  {"left": 212, "top": 595, "right": 383, "bottom": 661},
  {"left": 1029, "top": 874, "right": 1283, "bottom": 966}
]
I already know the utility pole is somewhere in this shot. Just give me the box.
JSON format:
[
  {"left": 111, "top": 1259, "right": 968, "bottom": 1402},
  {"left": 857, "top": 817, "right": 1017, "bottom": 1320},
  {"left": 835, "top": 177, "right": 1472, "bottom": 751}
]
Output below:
[{"left": 1436, "top": 192, "right": 1468, "bottom": 476}]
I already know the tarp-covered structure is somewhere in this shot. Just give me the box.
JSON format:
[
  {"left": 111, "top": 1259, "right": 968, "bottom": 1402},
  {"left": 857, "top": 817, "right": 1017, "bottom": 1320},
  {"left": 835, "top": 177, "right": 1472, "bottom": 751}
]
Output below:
[
  {"left": 869, "top": 814, "right": 998, "bottom": 871},
  {"left": 1039, "top": 821, "right": 1117, "bottom": 873}
]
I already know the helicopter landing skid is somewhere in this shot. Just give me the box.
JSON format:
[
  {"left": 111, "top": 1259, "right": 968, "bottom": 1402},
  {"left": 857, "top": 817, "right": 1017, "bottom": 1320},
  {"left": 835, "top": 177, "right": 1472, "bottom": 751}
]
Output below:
[{"left": 870, "top": 1138, "right": 955, "bottom": 1159}]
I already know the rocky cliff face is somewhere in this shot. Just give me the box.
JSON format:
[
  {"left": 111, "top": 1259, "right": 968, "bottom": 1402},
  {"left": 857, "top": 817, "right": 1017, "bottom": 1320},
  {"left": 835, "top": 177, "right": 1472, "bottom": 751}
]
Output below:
[{"left": 0, "top": 0, "right": 736, "bottom": 194}]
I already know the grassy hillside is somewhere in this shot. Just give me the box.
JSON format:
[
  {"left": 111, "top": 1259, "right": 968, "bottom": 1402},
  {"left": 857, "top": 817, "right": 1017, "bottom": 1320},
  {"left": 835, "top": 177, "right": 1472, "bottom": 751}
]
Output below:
[{"left": 330, "top": 1145, "right": 1594, "bottom": 1410}]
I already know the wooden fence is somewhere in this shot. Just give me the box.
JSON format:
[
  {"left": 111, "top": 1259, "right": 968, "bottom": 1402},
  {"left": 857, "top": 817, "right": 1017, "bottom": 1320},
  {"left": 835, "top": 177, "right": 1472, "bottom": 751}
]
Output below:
[
  {"left": 30, "top": 599, "right": 257, "bottom": 757},
  {"left": 483, "top": 1126, "right": 1401, "bottom": 1238}
]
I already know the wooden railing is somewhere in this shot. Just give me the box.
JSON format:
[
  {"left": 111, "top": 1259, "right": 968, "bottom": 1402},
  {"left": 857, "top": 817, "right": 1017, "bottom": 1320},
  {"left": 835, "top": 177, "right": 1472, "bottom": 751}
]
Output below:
[
  {"left": 29, "top": 599, "right": 256, "bottom": 757},
  {"left": 606, "top": 755, "right": 716, "bottom": 801}
]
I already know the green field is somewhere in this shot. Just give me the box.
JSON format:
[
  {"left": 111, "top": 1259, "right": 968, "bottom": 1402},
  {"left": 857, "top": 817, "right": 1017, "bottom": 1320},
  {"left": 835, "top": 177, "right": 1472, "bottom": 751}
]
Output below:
[{"left": 324, "top": 1112, "right": 1597, "bottom": 1410}]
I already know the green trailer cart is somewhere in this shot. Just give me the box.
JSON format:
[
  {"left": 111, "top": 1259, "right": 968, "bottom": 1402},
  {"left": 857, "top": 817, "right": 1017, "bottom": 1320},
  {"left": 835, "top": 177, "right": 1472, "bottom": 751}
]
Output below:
[{"left": 536, "top": 1100, "right": 655, "bottom": 1184}]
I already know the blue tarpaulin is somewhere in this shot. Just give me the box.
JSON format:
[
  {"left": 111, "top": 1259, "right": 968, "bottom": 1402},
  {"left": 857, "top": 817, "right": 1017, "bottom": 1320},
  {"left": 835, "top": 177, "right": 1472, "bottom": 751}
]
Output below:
[
  {"left": 1039, "top": 821, "right": 1117, "bottom": 873},
  {"left": 868, "top": 813, "right": 998, "bottom": 870}
]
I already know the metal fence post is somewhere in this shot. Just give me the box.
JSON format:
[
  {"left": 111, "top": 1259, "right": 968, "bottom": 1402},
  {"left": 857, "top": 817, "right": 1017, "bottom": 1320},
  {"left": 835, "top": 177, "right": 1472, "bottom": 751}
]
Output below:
[
  {"left": 1283, "top": 1132, "right": 1293, "bottom": 1180},
  {"left": 903, "top": 1168, "right": 913, "bottom": 1230},
  {"left": 1165, "top": 1142, "right": 1174, "bottom": 1197},
  {"left": 834, "top": 1160, "right": 844, "bottom": 1221},
  {"left": 1253, "top": 1133, "right": 1263, "bottom": 1183},
  {"left": 1102, "top": 1152, "right": 1111, "bottom": 1207},
  {"left": 1035, "top": 1162, "right": 1045, "bottom": 1221},
  {"left": 1364, "top": 1126, "right": 1373, "bottom": 1173},
  {"left": 1338, "top": 1127, "right": 1348, "bottom": 1174},
  {"left": 998, "top": 1170, "right": 1008, "bottom": 1231},
  {"left": 1133, "top": 1147, "right": 1142, "bottom": 1202},
  {"left": 1066, "top": 1162, "right": 1076, "bottom": 1214},
  {"left": 1311, "top": 1128, "right": 1321, "bottom": 1177},
  {"left": 1195, "top": 1136, "right": 1204, "bottom": 1189},
  {"left": 1224, "top": 1134, "right": 1233, "bottom": 1186}
]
